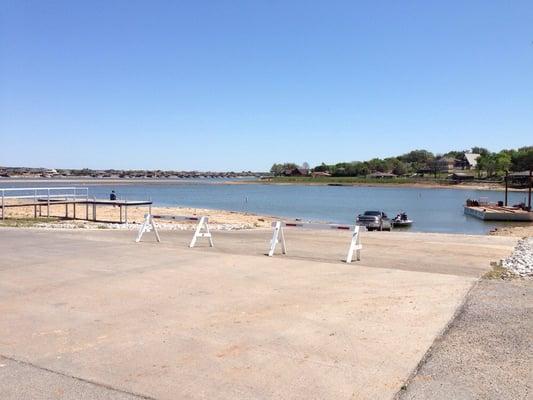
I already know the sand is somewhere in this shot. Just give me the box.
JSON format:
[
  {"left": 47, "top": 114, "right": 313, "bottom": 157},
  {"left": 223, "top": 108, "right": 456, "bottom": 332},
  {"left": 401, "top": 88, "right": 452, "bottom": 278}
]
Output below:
[
  {"left": 489, "top": 225, "right": 533, "bottom": 238},
  {"left": 0, "top": 202, "right": 276, "bottom": 229}
]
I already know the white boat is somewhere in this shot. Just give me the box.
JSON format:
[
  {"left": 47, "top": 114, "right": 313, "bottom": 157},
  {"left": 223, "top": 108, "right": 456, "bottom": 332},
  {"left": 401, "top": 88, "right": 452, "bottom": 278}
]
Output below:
[{"left": 392, "top": 213, "right": 413, "bottom": 227}]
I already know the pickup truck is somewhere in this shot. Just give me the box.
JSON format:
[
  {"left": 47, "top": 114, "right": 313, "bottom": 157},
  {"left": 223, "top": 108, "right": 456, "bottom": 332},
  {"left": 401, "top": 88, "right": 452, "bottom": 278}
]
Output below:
[{"left": 356, "top": 211, "right": 392, "bottom": 231}]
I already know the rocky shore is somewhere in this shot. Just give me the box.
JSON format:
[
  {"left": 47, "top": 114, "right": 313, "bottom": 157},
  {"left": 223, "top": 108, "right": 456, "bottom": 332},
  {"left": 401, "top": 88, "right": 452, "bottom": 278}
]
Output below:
[{"left": 502, "top": 237, "right": 533, "bottom": 277}]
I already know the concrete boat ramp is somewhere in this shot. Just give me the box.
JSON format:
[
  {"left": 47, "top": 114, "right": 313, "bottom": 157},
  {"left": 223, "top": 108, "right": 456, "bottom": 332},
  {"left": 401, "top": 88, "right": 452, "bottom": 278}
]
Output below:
[{"left": 0, "top": 228, "right": 517, "bottom": 399}]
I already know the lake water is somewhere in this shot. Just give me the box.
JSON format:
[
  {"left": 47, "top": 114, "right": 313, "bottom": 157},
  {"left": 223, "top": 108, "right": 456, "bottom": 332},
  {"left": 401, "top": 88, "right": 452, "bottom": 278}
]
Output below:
[{"left": 2, "top": 180, "right": 530, "bottom": 234}]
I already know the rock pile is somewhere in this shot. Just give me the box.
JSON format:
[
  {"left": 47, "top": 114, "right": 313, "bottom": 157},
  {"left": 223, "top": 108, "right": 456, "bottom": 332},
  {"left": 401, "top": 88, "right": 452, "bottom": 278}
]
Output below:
[{"left": 502, "top": 237, "right": 533, "bottom": 277}]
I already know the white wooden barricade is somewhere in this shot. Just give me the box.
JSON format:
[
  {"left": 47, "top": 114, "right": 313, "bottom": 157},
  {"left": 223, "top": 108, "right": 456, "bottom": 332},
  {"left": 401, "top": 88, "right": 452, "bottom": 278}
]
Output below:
[
  {"left": 135, "top": 214, "right": 214, "bottom": 248},
  {"left": 268, "top": 221, "right": 362, "bottom": 263}
]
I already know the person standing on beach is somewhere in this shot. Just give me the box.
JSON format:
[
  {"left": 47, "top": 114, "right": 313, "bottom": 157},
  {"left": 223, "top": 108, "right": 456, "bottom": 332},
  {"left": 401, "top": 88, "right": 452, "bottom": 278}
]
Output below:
[{"left": 110, "top": 190, "right": 117, "bottom": 201}]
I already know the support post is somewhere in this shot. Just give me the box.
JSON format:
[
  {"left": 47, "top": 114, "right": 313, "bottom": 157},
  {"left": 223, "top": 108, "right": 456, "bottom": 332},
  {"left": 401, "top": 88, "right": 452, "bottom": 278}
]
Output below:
[
  {"left": 527, "top": 170, "right": 533, "bottom": 211},
  {"left": 34, "top": 189, "right": 37, "bottom": 218},
  {"left": 125, "top": 204, "right": 128, "bottom": 224},
  {"left": 1, "top": 191, "right": 4, "bottom": 220},
  {"left": 47, "top": 188, "right": 50, "bottom": 218},
  {"left": 504, "top": 171, "right": 508, "bottom": 207}
]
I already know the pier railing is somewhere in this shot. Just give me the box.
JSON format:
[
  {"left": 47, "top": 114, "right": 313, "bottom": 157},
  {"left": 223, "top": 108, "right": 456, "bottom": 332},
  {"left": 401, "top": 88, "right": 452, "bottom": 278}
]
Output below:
[{"left": 0, "top": 187, "right": 89, "bottom": 219}]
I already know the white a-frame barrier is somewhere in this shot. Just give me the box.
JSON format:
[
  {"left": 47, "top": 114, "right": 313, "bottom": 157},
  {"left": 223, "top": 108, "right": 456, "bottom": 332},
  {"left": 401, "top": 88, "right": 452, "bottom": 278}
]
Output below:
[
  {"left": 268, "top": 221, "right": 362, "bottom": 263},
  {"left": 135, "top": 214, "right": 214, "bottom": 248}
]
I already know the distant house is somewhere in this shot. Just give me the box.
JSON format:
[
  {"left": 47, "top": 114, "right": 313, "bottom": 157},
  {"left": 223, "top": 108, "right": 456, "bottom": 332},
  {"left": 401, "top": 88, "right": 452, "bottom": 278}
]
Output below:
[
  {"left": 367, "top": 172, "right": 397, "bottom": 179},
  {"left": 463, "top": 153, "right": 481, "bottom": 170},
  {"left": 283, "top": 168, "right": 309, "bottom": 176},
  {"left": 311, "top": 171, "right": 331, "bottom": 178},
  {"left": 508, "top": 171, "right": 531, "bottom": 188},
  {"left": 435, "top": 157, "right": 456, "bottom": 173}
]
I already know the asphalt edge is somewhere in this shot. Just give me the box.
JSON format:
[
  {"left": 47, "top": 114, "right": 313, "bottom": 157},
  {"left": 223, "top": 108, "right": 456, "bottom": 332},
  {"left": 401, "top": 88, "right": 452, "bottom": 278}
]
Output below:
[{"left": 391, "top": 277, "right": 482, "bottom": 400}]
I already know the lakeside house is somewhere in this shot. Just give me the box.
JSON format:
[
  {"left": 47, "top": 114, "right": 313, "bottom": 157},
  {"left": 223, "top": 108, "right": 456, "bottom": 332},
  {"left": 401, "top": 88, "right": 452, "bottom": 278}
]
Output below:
[
  {"left": 509, "top": 171, "right": 532, "bottom": 188},
  {"left": 462, "top": 153, "right": 481, "bottom": 170},
  {"left": 435, "top": 157, "right": 456, "bottom": 173},
  {"left": 283, "top": 168, "right": 310, "bottom": 176}
]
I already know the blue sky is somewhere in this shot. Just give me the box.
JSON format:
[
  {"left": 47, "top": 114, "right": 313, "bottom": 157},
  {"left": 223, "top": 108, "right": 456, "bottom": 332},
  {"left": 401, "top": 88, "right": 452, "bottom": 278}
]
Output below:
[{"left": 1, "top": 1, "right": 532, "bottom": 171}]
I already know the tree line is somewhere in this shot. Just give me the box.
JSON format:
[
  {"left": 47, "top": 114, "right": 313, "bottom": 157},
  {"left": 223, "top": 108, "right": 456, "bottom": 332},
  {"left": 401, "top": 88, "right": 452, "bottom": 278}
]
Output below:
[{"left": 270, "top": 146, "right": 533, "bottom": 178}]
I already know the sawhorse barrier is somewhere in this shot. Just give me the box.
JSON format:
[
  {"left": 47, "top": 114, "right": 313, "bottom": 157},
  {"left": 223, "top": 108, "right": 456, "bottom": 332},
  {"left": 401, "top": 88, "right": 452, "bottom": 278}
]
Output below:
[
  {"left": 268, "top": 221, "right": 362, "bottom": 263},
  {"left": 135, "top": 214, "right": 214, "bottom": 248}
]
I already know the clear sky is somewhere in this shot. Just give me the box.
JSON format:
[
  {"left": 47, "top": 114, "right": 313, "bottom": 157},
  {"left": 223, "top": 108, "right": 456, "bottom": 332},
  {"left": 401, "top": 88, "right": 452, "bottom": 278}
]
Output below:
[{"left": 1, "top": 1, "right": 532, "bottom": 171}]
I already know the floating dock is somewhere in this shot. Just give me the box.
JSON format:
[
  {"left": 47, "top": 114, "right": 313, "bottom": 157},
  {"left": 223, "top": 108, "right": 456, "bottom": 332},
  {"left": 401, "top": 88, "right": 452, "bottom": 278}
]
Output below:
[{"left": 464, "top": 205, "right": 533, "bottom": 221}]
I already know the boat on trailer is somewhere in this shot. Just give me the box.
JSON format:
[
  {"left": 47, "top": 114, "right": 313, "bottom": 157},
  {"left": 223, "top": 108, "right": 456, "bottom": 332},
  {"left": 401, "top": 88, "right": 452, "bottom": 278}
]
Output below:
[{"left": 392, "top": 212, "right": 413, "bottom": 227}]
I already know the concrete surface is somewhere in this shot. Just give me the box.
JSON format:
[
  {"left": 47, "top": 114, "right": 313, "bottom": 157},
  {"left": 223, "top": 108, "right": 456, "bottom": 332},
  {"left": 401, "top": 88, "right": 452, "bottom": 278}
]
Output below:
[
  {"left": 0, "top": 356, "right": 148, "bottom": 400},
  {"left": 0, "top": 228, "right": 517, "bottom": 399},
  {"left": 397, "top": 278, "right": 533, "bottom": 400}
]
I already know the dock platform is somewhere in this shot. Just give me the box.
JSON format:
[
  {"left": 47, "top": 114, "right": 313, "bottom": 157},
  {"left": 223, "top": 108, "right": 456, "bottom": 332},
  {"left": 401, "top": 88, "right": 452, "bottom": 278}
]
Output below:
[
  {"left": 464, "top": 205, "right": 533, "bottom": 221},
  {"left": 1, "top": 187, "right": 151, "bottom": 223}
]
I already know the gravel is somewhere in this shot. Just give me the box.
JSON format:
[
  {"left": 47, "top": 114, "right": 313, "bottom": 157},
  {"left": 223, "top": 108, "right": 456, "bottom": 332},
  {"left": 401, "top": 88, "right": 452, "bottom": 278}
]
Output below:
[{"left": 502, "top": 237, "right": 533, "bottom": 277}]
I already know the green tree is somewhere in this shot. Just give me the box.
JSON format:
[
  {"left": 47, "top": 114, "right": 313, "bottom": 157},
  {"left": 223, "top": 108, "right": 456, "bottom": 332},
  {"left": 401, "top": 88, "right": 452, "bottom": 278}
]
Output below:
[
  {"left": 511, "top": 147, "right": 533, "bottom": 171},
  {"left": 313, "top": 163, "right": 329, "bottom": 172},
  {"left": 270, "top": 163, "right": 299, "bottom": 176},
  {"left": 366, "top": 158, "right": 388, "bottom": 173},
  {"left": 495, "top": 153, "right": 512, "bottom": 175},
  {"left": 443, "top": 150, "right": 463, "bottom": 159},
  {"left": 398, "top": 149, "right": 434, "bottom": 164},
  {"left": 398, "top": 150, "right": 434, "bottom": 173},
  {"left": 391, "top": 160, "right": 408, "bottom": 176},
  {"left": 478, "top": 153, "right": 509, "bottom": 178},
  {"left": 471, "top": 147, "right": 490, "bottom": 156}
]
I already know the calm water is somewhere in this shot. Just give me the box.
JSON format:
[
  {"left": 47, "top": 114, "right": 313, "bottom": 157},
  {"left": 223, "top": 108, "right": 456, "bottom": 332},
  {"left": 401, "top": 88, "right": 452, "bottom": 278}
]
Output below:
[{"left": 1, "top": 181, "right": 530, "bottom": 234}]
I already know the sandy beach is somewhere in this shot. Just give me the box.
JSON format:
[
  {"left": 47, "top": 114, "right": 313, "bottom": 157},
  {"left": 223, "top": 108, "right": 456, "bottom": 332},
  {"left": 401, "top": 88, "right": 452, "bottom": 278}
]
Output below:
[{"left": 0, "top": 202, "right": 277, "bottom": 230}]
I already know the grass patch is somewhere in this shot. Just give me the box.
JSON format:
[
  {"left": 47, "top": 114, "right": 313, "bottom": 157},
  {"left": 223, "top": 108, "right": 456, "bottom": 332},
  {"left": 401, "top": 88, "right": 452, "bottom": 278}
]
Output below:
[
  {"left": 0, "top": 217, "right": 62, "bottom": 228},
  {"left": 484, "top": 261, "right": 515, "bottom": 280}
]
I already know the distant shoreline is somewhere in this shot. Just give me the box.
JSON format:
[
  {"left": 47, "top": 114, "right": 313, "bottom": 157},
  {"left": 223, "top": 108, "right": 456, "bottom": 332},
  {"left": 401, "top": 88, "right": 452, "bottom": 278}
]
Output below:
[
  {"left": 0, "top": 177, "right": 526, "bottom": 192},
  {"left": 0, "top": 177, "right": 248, "bottom": 186},
  {"left": 249, "top": 181, "right": 528, "bottom": 192}
]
